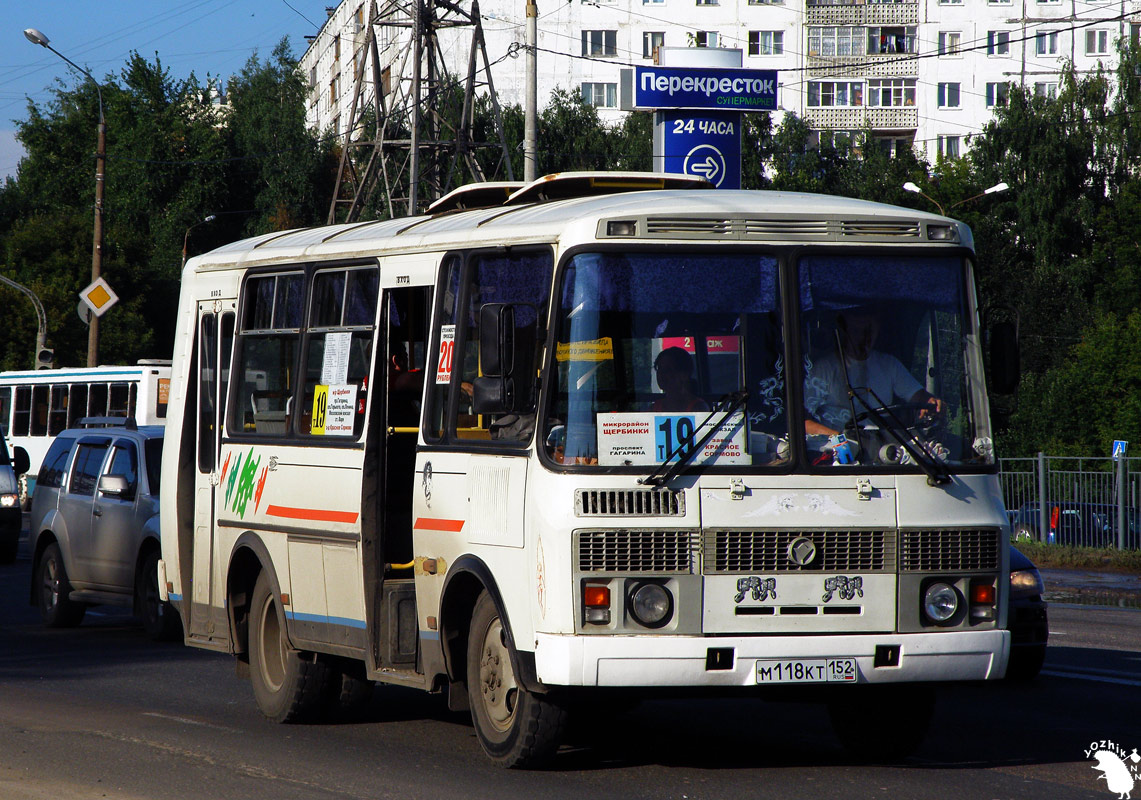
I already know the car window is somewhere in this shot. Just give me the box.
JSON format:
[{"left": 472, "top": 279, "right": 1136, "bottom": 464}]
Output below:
[
  {"left": 38, "top": 438, "right": 74, "bottom": 490},
  {"left": 69, "top": 443, "right": 109, "bottom": 496},
  {"left": 144, "top": 437, "right": 163, "bottom": 494},
  {"left": 106, "top": 442, "right": 139, "bottom": 500}
]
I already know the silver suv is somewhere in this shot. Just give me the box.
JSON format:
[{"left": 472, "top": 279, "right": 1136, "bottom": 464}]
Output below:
[{"left": 29, "top": 419, "right": 179, "bottom": 638}]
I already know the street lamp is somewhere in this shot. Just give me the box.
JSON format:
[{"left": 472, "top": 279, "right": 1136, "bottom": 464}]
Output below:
[
  {"left": 182, "top": 215, "right": 217, "bottom": 266},
  {"left": 25, "top": 27, "right": 106, "bottom": 368},
  {"left": 0, "top": 275, "right": 52, "bottom": 369},
  {"left": 904, "top": 181, "right": 1009, "bottom": 216}
]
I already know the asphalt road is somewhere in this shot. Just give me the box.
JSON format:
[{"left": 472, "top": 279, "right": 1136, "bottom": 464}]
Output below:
[{"left": 2, "top": 529, "right": 1139, "bottom": 800}]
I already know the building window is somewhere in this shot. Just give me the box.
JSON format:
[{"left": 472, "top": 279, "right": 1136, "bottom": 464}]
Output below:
[
  {"left": 694, "top": 31, "right": 720, "bottom": 47},
  {"left": 309, "top": 66, "right": 317, "bottom": 89},
  {"left": 581, "top": 30, "right": 617, "bottom": 57},
  {"left": 807, "top": 81, "right": 864, "bottom": 106},
  {"left": 1132, "top": 23, "right": 1141, "bottom": 45},
  {"left": 868, "top": 78, "right": 916, "bottom": 107},
  {"left": 876, "top": 135, "right": 914, "bottom": 158},
  {"left": 937, "top": 82, "right": 960, "bottom": 108},
  {"left": 644, "top": 0, "right": 665, "bottom": 4},
  {"left": 748, "top": 0, "right": 785, "bottom": 5},
  {"left": 334, "top": 34, "right": 341, "bottom": 62},
  {"left": 939, "top": 0, "right": 961, "bottom": 5},
  {"left": 938, "top": 31, "right": 961, "bottom": 56},
  {"left": 1036, "top": 0, "right": 1060, "bottom": 5},
  {"left": 937, "top": 135, "right": 961, "bottom": 159},
  {"left": 696, "top": 0, "right": 718, "bottom": 5},
  {"left": 1036, "top": 31, "right": 1058, "bottom": 55},
  {"left": 581, "top": 82, "right": 617, "bottom": 107},
  {"left": 643, "top": 31, "right": 665, "bottom": 59},
  {"left": 1085, "top": 29, "right": 1109, "bottom": 55},
  {"left": 1034, "top": 82, "right": 1058, "bottom": 98},
  {"left": 867, "top": 26, "right": 918, "bottom": 55},
  {"left": 986, "top": 82, "right": 1010, "bottom": 107},
  {"left": 987, "top": 31, "right": 1010, "bottom": 55},
  {"left": 807, "top": 27, "right": 864, "bottom": 57},
  {"left": 989, "top": 0, "right": 1012, "bottom": 5},
  {"left": 748, "top": 31, "right": 784, "bottom": 55}
]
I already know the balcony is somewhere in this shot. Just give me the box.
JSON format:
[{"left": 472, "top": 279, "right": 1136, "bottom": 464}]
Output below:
[{"left": 806, "top": 1, "right": 918, "bottom": 26}]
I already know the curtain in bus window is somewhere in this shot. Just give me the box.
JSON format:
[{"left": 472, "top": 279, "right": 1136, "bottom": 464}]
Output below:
[
  {"left": 13, "top": 386, "right": 30, "bottom": 436},
  {"left": 31, "top": 385, "right": 48, "bottom": 435},
  {"left": 68, "top": 385, "right": 88, "bottom": 428}
]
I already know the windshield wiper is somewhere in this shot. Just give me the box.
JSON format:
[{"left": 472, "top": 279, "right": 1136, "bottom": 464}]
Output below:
[{"left": 639, "top": 390, "right": 749, "bottom": 487}]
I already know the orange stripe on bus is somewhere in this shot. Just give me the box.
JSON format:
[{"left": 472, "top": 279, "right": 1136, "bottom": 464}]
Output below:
[
  {"left": 414, "top": 517, "right": 465, "bottom": 532},
  {"left": 265, "top": 505, "right": 360, "bottom": 524}
]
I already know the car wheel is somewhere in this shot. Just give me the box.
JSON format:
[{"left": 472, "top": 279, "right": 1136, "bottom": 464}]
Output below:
[
  {"left": 136, "top": 550, "right": 182, "bottom": 641},
  {"left": 37, "top": 542, "right": 86, "bottom": 628},
  {"left": 828, "top": 684, "right": 935, "bottom": 761},
  {"left": 466, "top": 591, "right": 567, "bottom": 768},
  {"left": 248, "top": 570, "right": 329, "bottom": 723}
]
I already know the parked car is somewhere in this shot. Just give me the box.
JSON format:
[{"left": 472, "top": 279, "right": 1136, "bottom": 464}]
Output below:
[
  {"left": 28, "top": 419, "right": 179, "bottom": 638},
  {"left": 1009, "top": 501, "right": 1125, "bottom": 547},
  {"left": 1007, "top": 546, "right": 1048, "bottom": 680},
  {"left": 0, "top": 436, "right": 30, "bottom": 563}
]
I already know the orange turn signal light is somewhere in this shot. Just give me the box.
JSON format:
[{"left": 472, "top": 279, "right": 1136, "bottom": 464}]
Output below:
[
  {"left": 584, "top": 585, "right": 611, "bottom": 607},
  {"left": 971, "top": 584, "right": 996, "bottom": 605}
]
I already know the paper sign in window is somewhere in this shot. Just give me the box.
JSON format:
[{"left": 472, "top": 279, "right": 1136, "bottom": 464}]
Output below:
[{"left": 320, "top": 332, "right": 352, "bottom": 385}]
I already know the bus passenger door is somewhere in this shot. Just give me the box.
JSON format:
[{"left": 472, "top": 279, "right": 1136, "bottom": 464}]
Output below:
[{"left": 190, "top": 302, "right": 235, "bottom": 639}]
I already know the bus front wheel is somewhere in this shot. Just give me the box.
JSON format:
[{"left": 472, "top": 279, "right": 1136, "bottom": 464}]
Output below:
[
  {"left": 248, "top": 571, "right": 328, "bottom": 723},
  {"left": 466, "top": 591, "right": 567, "bottom": 768}
]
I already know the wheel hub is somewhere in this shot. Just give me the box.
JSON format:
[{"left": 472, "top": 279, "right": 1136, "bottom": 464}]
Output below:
[{"left": 478, "top": 618, "right": 518, "bottom": 731}]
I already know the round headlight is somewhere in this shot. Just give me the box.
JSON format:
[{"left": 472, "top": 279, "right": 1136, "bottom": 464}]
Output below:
[
  {"left": 629, "top": 583, "right": 673, "bottom": 628},
  {"left": 923, "top": 582, "right": 959, "bottom": 624}
]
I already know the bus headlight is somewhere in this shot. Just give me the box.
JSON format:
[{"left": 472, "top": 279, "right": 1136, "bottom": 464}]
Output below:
[
  {"left": 923, "top": 582, "right": 959, "bottom": 624},
  {"left": 629, "top": 582, "right": 673, "bottom": 628},
  {"left": 0, "top": 493, "right": 18, "bottom": 508}
]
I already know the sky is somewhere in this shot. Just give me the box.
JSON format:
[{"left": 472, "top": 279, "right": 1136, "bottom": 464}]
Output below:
[{"left": 0, "top": 0, "right": 328, "bottom": 179}]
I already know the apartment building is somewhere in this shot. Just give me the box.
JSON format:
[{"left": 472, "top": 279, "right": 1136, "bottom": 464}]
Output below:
[{"left": 300, "top": 0, "right": 1140, "bottom": 161}]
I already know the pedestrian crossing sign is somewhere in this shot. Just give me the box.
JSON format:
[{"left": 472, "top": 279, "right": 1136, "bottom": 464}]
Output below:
[{"left": 1112, "top": 440, "right": 1128, "bottom": 460}]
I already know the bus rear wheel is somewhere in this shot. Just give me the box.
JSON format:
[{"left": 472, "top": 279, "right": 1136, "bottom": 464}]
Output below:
[
  {"left": 248, "top": 571, "right": 328, "bottom": 723},
  {"left": 466, "top": 591, "right": 566, "bottom": 768}
]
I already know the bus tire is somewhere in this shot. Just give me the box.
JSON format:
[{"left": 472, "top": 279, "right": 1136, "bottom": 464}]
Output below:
[
  {"left": 136, "top": 549, "right": 182, "bottom": 641},
  {"left": 37, "top": 542, "right": 86, "bottom": 628},
  {"left": 248, "top": 570, "right": 329, "bottom": 723},
  {"left": 466, "top": 591, "right": 566, "bottom": 768},
  {"left": 827, "top": 684, "right": 935, "bottom": 762}
]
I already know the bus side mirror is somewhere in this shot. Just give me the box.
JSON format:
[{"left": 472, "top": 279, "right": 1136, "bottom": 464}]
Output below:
[
  {"left": 474, "top": 303, "right": 534, "bottom": 414},
  {"left": 13, "top": 446, "right": 29, "bottom": 476},
  {"left": 988, "top": 320, "right": 1019, "bottom": 394}
]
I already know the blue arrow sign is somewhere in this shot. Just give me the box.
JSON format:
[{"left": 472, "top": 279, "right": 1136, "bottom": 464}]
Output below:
[{"left": 656, "top": 110, "right": 741, "bottom": 189}]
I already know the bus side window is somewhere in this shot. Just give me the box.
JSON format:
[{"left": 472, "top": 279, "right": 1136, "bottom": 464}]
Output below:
[
  {"left": 234, "top": 271, "right": 304, "bottom": 436},
  {"left": 13, "top": 386, "right": 30, "bottom": 436},
  {"left": 297, "top": 266, "right": 377, "bottom": 439},
  {"left": 49, "top": 386, "right": 68, "bottom": 435},
  {"left": 31, "top": 385, "right": 48, "bottom": 436},
  {"left": 68, "top": 385, "right": 88, "bottom": 428},
  {"left": 0, "top": 387, "right": 10, "bottom": 437}
]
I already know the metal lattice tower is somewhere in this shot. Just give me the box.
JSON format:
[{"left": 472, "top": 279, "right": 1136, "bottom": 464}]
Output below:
[{"left": 327, "top": 0, "right": 515, "bottom": 222}]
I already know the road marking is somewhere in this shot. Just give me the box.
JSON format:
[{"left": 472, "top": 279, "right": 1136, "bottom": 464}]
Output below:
[
  {"left": 142, "top": 712, "right": 241, "bottom": 733},
  {"left": 1042, "top": 669, "right": 1141, "bottom": 687}
]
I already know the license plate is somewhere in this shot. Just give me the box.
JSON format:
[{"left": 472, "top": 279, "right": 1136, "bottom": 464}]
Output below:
[{"left": 756, "top": 658, "right": 858, "bottom": 684}]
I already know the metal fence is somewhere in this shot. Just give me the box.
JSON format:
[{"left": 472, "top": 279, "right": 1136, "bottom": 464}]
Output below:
[{"left": 998, "top": 454, "right": 1141, "bottom": 549}]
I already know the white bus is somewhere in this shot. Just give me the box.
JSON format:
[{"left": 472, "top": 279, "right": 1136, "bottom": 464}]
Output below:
[
  {"left": 0, "top": 363, "right": 171, "bottom": 504},
  {"left": 159, "top": 173, "right": 1014, "bottom": 767}
]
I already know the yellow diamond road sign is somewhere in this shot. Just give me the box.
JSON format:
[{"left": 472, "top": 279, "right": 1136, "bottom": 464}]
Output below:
[{"left": 79, "top": 277, "right": 119, "bottom": 317}]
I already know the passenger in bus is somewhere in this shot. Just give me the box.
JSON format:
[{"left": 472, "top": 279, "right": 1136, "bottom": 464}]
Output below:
[
  {"left": 651, "top": 347, "right": 710, "bottom": 413},
  {"left": 804, "top": 308, "right": 942, "bottom": 436},
  {"left": 387, "top": 344, "right": 423, "bottom": 429}
]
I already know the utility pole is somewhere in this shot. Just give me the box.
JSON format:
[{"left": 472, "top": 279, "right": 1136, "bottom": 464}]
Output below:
[{"left": 524, "top": 0, "right": 538, "bottom": 182}]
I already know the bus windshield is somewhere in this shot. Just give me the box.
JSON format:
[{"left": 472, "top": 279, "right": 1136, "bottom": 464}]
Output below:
[
  {"left": 543, "top": 251, "right": 789, "bottom": 469},
  {"left": 542, "top": 250, "right": 993, "bottom": 472}
]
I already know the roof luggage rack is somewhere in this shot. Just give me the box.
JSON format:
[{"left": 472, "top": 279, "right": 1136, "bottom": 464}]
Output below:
[
  {"left": 427, "top": 181, "right": 526, "bottom": 214},
  {"left": 77, "top": 416, "right": 138, "bottom": 430},
  {"left": 505, "top": 171, "right": 712, "bottom": 206}
]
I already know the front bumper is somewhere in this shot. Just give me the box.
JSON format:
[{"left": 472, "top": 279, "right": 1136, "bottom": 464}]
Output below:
[
  {"left": 533, "top": 629, "right": 1010, "bottom": 687},
  {"left": 0, "top": 505, "right": 21, "bottom": 541}
]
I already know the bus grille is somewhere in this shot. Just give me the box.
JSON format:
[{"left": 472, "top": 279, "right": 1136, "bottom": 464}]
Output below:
[
  {"left": 577, "top": 530, "right": 697, "bottom": 573},
  {"left": 575, "top": 488, "right": 685, "bottom": 517},
  {"left": 704, "top": 530, "right": 894, "bottom": 573},
  {"left": 899, "top": 529, "right": 1000, "bottom": 572}
]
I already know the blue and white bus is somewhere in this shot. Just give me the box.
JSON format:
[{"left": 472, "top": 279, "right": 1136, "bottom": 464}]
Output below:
[{"left": 0, "top": 362, "right": 170, "bottom": 504}]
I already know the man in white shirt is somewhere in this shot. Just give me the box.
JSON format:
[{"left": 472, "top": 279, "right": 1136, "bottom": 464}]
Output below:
[{"left": 804, "top": 309, "right": 942, "bottom": 436}]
